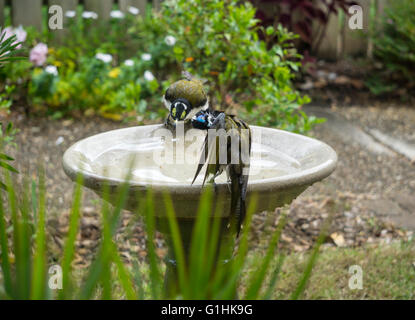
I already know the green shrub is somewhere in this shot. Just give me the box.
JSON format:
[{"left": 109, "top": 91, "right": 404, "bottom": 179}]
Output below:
[
  {"left": 368, "top": 0, "right": 415, "bottom": 94},
  {"left": 1, "top": 2, "right": 320, "bottom": 132},
  {"left": 151, "top": 0, "right": 315, "bottom": 132},
  {"left": 28, "top": 55, "right": 160, "bottom": 120}
]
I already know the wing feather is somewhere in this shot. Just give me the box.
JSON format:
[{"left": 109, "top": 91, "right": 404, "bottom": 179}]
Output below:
[{"left": 191, "top": 113, "right": 226, "bottom": 185}]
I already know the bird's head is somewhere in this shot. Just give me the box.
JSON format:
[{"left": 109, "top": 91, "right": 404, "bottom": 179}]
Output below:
[
  {"left": 169, "top": 97, "right": 191, "bottom": 121},
  {"left": 163, "top": 77, "right": 208, "bottom": 125}
]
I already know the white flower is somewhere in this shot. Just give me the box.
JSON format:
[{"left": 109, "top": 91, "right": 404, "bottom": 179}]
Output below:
[
  {"left": 124, "top": 59, "right": 134, "bottom": 67},
  {"left": 144, "top": 71, "right": 155, "bottom": 81},
  {"left": 14, "top": 26, "right": 27, "bottom": 45},
  {"left": 128, "top": 6, "right": 140, "bottom": 15},
  {"left": 55, "top": 136, "right": 64, "bottom": 146},
  {"left": 82, "top": 11, "right": 98, "bottom": 19},
  {"left": 110, "top": 10, "right": 125, "bottom": 19},
  {"left": 65, "top": 10, "right": 76, "bottom": 18},
  {"left": 141, "top": 53, "right": 152, "bottom": 61},
  {"left": 95, "top": 53, "right": 113, "bottom": 63},
  {"left": 45, "top": 65, "right": 58, "bottom": 76},
  {"left": 165, "top": 35, "right": 176, "bottom": 46}
]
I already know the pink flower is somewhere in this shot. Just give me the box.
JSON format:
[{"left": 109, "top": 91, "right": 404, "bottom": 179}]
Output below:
[
  {"left": 1, "top": 27, "right": 14, "bottom": 41},
  {"left": 14, "top": 26, "right": 27, "bottom": 49},
  {"left": 1, "top": 26, "right": 27, "bottom": 49},
  {"left": 30, "top": 43, "right": 48, "bottom": 66}
]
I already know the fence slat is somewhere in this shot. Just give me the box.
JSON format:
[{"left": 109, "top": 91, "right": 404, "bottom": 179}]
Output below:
[
  {"left": 49, "top": 0, "right": 78, "bottom": 15},
  {"left": 119, "top": 0, "right": 147, "bottom": 16},
  {"left": 84, "top": 0, "right": 113, "bottom": 20},
  {"left": 312, "top": 3, "right": 342, "bottom": 60},
  {"left": 48, "top": 0, "right": 78, "bottom": 43},
  {"left": 343, "top": 0, "right": 371, "bottom": 57},
  {"left": 376, "top": 0, "right": 388, "bottom": 17},
  {"left": 153, "top": 0, "right": 162, "bottom": 11},
  {"left": 0, "top": 0, "right": 5, "bottom": 28},
  {"left": 12, "top": 0, "right": 43, "bottom": 31}
]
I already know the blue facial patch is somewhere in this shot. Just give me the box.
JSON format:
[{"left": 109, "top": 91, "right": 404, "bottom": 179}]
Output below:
[
  {"left": 196, "top": 114, "right": 207, "bottom": 123},
  {"left": 192, "top": 111, "right": 210, "bottom": 129}
]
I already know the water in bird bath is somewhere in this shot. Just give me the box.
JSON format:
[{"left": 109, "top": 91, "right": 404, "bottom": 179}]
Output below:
[
  {"left": 87, "top": 131, "right": 301, "bottom": 185},
  {"left": 64, "top": 124, "right": 337, "bottom": 215}
]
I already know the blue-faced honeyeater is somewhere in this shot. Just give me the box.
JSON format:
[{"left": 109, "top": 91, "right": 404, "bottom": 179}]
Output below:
[
  {"left": 163, "top": 71, "right": 209, "bottom": 130},
  {"left": 164, "top": 72, "right": 252, "bottom": 235}
]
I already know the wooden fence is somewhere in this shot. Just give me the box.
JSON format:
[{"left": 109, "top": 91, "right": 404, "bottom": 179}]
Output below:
[
  {"left": 314, "top": 0, "right": 389, "bottom": 60},
  {"left": 1, "top": 0, "right": 389, "bottom": 60},
  {"left": 0, "top": 0, "right": 160, "bottom": 29}
]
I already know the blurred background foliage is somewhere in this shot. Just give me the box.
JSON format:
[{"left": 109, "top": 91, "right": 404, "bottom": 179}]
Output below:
[
  {"left": 366, "top": 0, "right": 415, "bottom": 95},
  {"left": 2, "top": 0, "right": 413, "bottom": 124},
  {"left": 0, "top": 0, "right": 329, "bottom": 132}
]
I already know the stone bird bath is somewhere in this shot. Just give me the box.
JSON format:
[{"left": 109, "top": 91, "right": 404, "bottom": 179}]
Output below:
[{"left": 63, "top": 124, "right": 337, "bottom": 295}]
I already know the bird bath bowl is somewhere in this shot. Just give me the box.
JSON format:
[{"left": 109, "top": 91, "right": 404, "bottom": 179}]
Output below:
[{"left": 62, "top": 124, "right": 337, "bottom": 295}]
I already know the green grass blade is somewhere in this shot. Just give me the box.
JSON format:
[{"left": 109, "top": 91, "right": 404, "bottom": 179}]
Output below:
[
  {"left": 129, "top": 196, "right": 147, "bottom": 300},
  {"left": 20, "top": 180, "right": 32, "bottom": 299},
  {"left": 79, "top": 179, "right": 130, "bottom": 299},
  {"left": 163, "top": 192, "right": 187, "bottom": 298},
  {"left": 59, "top": 174, "right": 83, "bottom": 300},
  {"left": 110, "top": 242, "right": 137, "bottom": 300},
  {"left": 78, "top": 183, "right": 109, "bottom": 300},
  {"left": 291, "top": 214, "right": 333, "bottom": 300},
  {"left": 202, "top": 195, "right": 224, "bottom": 298},
  {"left": 0, "top": 153, "right": 14, "bottom": 161},
  {"left": 189, "top": 187, "right": 213, "bottom": 299},
  {"left": 30, "top": 171, "right": 47, "bottom": 299},
  {"left": 144, "top": 189, "right": 162, "bottom": 299},
  {"left": 0, "top": 180, "right": 7, "bottom": 190},
  {"left": 31, "top": 179, "right": 38, "bottom": 226},
  {"left": 100, "top": 187, "right": 119, "bottom": 300},
  {"left": 92, "top": 186, "right": 134, "bottom": 303},
  {"left": 0, "top": 160, "right": 19, "bottom": 174},
  {"left": 6, "top": 171, "right": 30, "bottom": 299},
  {"left": 262, "top": 254, "right": 286, "bottom": 300},
  {"left": 107, "top": 181, "right": 131, "bottom": 237},
  {"left": 100, "top": 243, "right": 112, "bottom": 300},
  {"left": 212, "top": 193, "right": 258, "bottom": 299},
  {"left": 0, "top": 182, "right": 13, "bottom": 297},
  {"left": 244, "top": 213, "right": 287, "bottom": 300},
  {"left": 132, "top": 260, "right": 145, "bottom": 300}
]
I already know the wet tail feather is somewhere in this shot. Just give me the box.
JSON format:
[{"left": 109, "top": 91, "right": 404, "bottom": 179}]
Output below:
[
  {"left": 191, "top": 132, "right": 210, "bottom": 185},
  {"left": 229, "top": 167, "right": 249, "bottom": 235}
]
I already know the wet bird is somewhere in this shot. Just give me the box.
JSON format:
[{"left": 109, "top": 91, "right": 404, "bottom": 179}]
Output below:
[
  {"left": 163, "top": 72, "right": 252, "bottom": 234},
  {"left": 191, "top": 109, "right": 252, "bottom": 235}
]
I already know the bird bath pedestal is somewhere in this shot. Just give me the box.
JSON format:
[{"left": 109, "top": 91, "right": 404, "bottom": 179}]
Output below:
[{"left": 62, "top": 124, "right": 337, "bottom": 296}]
